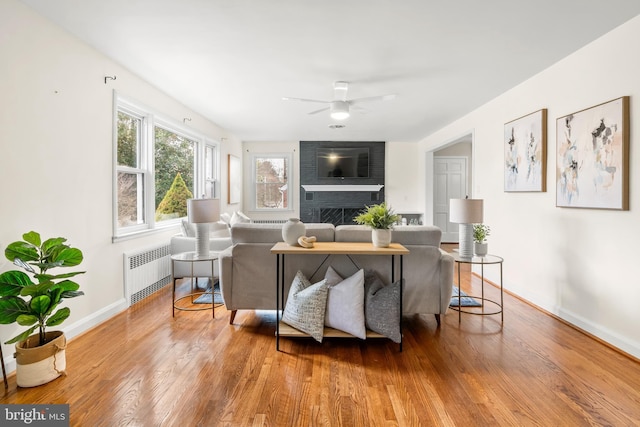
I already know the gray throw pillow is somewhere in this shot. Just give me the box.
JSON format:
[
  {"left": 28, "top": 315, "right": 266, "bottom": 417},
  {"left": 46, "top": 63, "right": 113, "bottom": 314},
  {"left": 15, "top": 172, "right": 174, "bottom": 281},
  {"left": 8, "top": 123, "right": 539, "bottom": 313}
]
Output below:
[
  {"left": 364, "top": 269, "right": 401, "bottom": 343},
  {"left": 282, "top": 271, "right": 329, "bottom": 342}
]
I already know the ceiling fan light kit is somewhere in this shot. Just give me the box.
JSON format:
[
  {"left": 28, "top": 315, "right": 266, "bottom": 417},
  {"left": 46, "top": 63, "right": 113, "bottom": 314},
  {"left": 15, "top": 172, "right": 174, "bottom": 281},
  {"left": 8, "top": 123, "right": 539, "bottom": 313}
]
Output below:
[{"left": 330, "top": 101, "right": 350, "bottom": 120}]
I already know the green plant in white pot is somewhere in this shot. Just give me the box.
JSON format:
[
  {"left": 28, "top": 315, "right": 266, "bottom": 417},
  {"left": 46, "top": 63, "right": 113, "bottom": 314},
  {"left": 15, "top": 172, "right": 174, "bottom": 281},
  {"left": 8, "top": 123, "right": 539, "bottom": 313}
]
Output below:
[
  {"left": 353, "top": 202, "right": 399, "bottom": 247},
  {"left": 472, "top": 224, "right": 490, "bottom": 257},
  {"left": 0, "top": 231, "right": 84, "bottom": 387}
]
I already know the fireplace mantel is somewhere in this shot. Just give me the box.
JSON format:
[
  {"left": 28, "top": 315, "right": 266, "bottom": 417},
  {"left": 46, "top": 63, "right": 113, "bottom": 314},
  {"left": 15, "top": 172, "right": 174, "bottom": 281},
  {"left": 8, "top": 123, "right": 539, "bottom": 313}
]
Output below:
[{"left": 301, "top": 184, "right": 384, "bottom": 192}]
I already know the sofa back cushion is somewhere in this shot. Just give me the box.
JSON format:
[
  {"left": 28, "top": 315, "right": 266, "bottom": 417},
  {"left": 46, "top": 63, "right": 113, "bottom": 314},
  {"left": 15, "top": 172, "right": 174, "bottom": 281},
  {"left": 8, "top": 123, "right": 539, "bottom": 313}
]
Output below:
[
  {"left": 336, "top": 225, "right": 442, "bottom": 248},
  {"left": 335, "top": 224, "right": 442, "bottom": 247},
  {"left": 231, "top": 222, "right": 335, "bottom": 244}
]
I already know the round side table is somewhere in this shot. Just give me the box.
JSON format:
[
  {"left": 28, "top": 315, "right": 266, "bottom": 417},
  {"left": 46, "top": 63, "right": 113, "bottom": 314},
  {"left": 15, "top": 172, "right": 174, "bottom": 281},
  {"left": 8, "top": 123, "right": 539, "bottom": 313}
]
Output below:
[
  {"left": 171, "top": 251, "right": 220, "bottom": 318},
  {"left": 450, "top": 253, "right": 504, "bottom": 324}
]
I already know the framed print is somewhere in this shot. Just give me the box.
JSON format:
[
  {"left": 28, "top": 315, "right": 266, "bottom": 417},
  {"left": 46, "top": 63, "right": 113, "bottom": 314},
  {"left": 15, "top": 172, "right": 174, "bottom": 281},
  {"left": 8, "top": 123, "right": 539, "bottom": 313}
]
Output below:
[
  {"left": 504, "top": 109, "right": 547, "bottom": 192},
  {"left": 227, "top": 154, "right": 241, "bottom": 204},
  {"left": 556, "top": 96, "right": 629, "bottom": 210}
]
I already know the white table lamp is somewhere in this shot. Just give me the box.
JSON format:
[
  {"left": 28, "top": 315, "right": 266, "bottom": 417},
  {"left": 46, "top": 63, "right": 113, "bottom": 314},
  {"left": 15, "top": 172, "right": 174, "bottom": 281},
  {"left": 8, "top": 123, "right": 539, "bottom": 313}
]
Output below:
[
  {"left": 449, "top": 198, "right": 483, "bottom": 258},
  {"left": 187, "top": 198, "right": 220, "bottom": 258}
]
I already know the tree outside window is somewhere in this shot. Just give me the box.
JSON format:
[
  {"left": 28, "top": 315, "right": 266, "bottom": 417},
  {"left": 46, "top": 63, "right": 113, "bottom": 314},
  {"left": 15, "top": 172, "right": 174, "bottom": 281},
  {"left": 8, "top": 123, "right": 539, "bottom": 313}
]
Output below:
[{"left": 154, "top": 127, "right": 195, "bottom": 222}]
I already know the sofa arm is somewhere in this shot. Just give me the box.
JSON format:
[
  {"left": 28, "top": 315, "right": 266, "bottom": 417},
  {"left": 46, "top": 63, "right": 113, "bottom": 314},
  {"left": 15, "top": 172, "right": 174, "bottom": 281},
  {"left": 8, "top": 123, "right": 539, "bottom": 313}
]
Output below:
[
  {"left": 170, "top": 235, "right": 232, "bottom": 254},
  {"left": 209, "top": 237, "right": 233, "bottom": 251},
  {"left": 439, "top": 248, "right": 455, "bottom": 313},
  {"left": 218, "top": 245, "right": 234, "bottom": 308},
  {"left": 171, "top": 235, "right": 194, "bottom": 254}
]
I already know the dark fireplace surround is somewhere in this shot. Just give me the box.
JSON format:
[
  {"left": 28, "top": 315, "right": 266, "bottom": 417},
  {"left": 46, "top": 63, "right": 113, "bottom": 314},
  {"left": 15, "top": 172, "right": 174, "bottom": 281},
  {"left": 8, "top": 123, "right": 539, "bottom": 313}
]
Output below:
[{"left": 299, "top": 141, "right": 385, "bottom": 226}]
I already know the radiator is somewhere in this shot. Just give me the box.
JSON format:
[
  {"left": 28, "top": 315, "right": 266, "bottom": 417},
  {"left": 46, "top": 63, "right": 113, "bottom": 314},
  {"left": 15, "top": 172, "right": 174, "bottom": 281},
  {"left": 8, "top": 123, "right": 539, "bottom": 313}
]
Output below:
[
  {"left": 251, "top": 219, "right": 287, "bottom": 224},
  {"left": 123, "top": 244, "right": 172, "bottom": 306}
]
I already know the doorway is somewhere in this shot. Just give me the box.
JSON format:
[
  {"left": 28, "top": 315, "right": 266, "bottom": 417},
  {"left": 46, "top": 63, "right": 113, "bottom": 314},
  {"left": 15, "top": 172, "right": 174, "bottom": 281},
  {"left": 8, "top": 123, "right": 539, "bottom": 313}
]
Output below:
[
  {"left": 434, "top": 157, "right": 467, "bottom": 242},
  {"left": 428, "top": 133, "right": 473, "bottom": 243}
]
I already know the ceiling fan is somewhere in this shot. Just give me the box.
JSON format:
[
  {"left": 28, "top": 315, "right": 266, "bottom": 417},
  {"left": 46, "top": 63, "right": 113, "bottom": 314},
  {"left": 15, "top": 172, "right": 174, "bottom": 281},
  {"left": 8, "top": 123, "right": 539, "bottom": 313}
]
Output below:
[{"left": 283, "top": 81, "right": 396, "bottom": 120}]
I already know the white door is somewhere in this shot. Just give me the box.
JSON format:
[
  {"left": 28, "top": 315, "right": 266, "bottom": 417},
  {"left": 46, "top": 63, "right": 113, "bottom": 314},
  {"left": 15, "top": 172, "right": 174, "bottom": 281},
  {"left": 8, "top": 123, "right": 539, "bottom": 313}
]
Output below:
[{"left": 434, "top": 157, "right": 468, "bottom": 243}]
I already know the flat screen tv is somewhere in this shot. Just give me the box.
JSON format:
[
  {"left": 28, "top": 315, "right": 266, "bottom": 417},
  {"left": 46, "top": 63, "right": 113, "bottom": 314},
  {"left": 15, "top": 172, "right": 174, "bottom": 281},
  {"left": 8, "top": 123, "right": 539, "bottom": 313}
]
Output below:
[{"left": 316, "top": 148, "right": 370, "bottom": 178}]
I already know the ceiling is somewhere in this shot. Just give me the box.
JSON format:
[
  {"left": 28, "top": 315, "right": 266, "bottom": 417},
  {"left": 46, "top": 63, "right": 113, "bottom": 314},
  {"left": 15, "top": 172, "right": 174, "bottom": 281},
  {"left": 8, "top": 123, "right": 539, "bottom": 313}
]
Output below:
[{"left": 21, "top": 0, "right": 640, "bottom": 142}]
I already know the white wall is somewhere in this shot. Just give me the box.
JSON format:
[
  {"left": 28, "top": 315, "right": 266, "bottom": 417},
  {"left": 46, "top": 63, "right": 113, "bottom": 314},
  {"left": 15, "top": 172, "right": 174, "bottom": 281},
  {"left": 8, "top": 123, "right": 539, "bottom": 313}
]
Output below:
[
  {"left": 385, "top": 142, "right": 424, "bottom": 216},
  {"left": 419, "top": 16, "right": 640, "bottom": 358},
  {"left": 0, "top": 0, "right": 241, "bottom": 367}
]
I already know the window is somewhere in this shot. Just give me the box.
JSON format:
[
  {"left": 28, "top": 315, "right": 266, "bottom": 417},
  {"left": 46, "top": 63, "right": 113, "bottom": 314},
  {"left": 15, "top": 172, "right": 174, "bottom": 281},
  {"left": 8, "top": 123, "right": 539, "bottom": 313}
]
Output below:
[
  {"left": 114, "top": 95, "right": 219, "bottom": 239},
  {"left": 252, "top": 153, "right": 292, "bottom": 211},
  {"left": 116, "top": 110, "right": 146, "bottom": 229},
  {"left": 153, "top": 126, "right": 195, "bottom": 223},
  {"left": 204, "top": 145, "right": 218, "bottom": 199}
]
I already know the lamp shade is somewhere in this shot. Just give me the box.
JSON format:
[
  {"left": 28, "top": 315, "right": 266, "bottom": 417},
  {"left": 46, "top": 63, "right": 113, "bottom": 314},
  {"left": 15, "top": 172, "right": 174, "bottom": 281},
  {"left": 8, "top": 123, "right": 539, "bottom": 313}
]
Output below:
[
  {"left": 449, "top": 199, "right": 483, "bottom": 224},
  {"left": 187, "top": 198, "right": 220, "bottom": 224}
]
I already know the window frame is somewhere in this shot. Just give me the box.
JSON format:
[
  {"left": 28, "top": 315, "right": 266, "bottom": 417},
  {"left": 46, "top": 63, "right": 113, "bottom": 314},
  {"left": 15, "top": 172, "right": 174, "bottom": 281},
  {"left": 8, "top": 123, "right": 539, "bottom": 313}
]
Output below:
[
  {"left": 250, "top": 152, "right": 293, "bottom": 212},
  {"left": 113, "top": 93, "right": 220, "bottom": 241}
]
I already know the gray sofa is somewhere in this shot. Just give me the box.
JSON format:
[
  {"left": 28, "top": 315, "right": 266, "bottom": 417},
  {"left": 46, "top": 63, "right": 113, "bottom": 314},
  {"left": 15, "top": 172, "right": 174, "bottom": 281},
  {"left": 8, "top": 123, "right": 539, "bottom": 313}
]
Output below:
[{"left": 219, "top": 223, "right": 454, "bottom": 325}]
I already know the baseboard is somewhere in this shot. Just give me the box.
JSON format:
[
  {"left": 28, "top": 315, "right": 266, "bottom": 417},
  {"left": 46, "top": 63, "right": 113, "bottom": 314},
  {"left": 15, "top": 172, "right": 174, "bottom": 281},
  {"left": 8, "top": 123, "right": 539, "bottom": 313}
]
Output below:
[
  {"left": 1, "top": 298, "right": 128, "bottom": 375},
  {"left": 557, "top": 307, "right": 640, "bottom": 361},
  {"left": 501, "top": 281, "right": 640, "bottom": 361}
]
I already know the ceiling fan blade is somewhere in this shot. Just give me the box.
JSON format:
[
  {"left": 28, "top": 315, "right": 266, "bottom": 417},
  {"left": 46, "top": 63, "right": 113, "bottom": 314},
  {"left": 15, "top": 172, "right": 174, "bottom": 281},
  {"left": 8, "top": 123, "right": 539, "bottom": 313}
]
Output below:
[
  {"left": 349, "top": 94, "right": 397, "bottom": 105},
  {"left": 282, "top": 96, "right": 330, "bottom": 104},
  {"left": 351, "top": 105, "right": 369, "bottom": 113},
  {"left": 308, "top": 107, "right": 330, "bottom": 115}
]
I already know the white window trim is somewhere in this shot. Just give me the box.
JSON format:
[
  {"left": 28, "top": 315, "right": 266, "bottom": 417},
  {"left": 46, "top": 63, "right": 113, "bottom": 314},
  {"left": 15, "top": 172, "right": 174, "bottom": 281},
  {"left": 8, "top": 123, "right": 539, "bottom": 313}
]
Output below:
[
  {"left": 113, "top": 92, "right": 220, "bottom": 241},
  {"left": 249, "top": 152, "right": 294, "bottom": 212}
]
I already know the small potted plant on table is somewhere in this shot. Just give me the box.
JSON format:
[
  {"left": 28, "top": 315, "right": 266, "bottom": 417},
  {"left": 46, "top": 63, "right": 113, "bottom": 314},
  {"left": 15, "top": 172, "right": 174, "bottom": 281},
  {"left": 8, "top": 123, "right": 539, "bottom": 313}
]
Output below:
[
  {"left": 473, "top": 224, "right": 490, "bottom": 257},
  {"left": 353, "top": 202, "right": 399, "bottom": 248}
]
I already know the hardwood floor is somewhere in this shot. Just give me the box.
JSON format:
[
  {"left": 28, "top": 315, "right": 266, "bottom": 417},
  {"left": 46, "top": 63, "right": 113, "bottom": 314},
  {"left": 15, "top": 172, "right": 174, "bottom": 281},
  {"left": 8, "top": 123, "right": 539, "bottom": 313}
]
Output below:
[{"left": 2, "top": 247, "right": 639, "bottom": 426}]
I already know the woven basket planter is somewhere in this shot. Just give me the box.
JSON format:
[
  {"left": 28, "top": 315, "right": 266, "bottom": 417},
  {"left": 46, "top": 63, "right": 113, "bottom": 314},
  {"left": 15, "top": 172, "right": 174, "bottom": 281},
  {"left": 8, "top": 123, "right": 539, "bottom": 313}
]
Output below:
[{"left": 15, "top": 331, "right": 66, "bottom": 388}]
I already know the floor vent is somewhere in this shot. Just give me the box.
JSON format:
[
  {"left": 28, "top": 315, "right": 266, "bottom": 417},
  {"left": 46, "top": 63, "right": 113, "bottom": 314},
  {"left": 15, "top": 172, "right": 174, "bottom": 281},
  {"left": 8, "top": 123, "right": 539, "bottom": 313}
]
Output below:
[{"left": 123, "top": 244, "right": 172, "bottom": 306}]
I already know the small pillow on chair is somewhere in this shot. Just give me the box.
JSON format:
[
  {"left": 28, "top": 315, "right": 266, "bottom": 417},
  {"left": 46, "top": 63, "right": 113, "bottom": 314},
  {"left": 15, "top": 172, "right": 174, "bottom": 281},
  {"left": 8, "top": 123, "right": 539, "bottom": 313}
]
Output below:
[
  {"left": 230, "top": 211, "right": 251, "bottom": 226},
  {"left": 181, "top": 219, "right": 196, "bottom": 237},
  {"left": 282, "top": 271, "right": 329, "bottom": 342},
  {"left": 220, "top": 212, "right": 231, "bottom": 225},
  {"left": 323, "top": 267, "right": 366, "bottom": 339},
  {"left": 363, "top": 269, "right": 401, "bottom": 343}
]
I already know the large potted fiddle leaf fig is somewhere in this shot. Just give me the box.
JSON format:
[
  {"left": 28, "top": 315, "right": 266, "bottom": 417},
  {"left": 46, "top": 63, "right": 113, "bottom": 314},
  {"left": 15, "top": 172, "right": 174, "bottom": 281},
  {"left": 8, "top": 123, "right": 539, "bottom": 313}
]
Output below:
[{"left": 0, "top": 231, "right": 85, "bottom": 387}]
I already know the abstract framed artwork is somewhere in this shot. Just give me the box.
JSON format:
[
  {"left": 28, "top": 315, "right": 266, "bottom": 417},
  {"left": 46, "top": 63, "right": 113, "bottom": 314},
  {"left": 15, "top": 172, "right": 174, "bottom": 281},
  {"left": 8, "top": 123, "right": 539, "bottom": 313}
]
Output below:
[
  {"left": 556, "top": 96, "right": 629, "bottom": 210},
  {"left": 227, "top": 154, "right": 241, "bottom": 204},
  {"left": 504, "top": 109, "right": 547, "bottom": 192}
]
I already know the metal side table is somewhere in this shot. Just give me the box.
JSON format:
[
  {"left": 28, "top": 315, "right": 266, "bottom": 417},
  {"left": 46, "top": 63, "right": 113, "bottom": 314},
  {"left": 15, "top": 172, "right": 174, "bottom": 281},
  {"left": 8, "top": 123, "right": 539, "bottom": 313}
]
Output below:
[
  {"left": 171, "top": 251, "right": 220, "bottom": 318},
  {"left": 450, "top": 253, "right": 504, "bottom": 323}
]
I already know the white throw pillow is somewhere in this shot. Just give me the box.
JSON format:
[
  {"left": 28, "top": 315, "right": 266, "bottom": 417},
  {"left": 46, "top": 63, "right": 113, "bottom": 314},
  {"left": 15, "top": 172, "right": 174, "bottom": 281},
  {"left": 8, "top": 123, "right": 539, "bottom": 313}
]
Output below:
[
  {"left": 181, "top": 219, "right": 196, "bottom": 237},
  {"left": 230, "top": 211, "right": 251, "bottom": 226},
  {"left": 220, "top": 212, "right": 231, "bottom": 225},
  {"left": 323, "top": 267, "right": 366, "bottom": 339}
]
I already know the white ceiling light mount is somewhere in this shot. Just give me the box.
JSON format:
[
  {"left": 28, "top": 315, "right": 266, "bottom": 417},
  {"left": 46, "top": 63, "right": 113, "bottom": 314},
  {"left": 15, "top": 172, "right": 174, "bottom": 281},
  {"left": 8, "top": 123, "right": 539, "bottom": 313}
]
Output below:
[{"left": 283, "top": 81, "right": 395, "bottom": 121}]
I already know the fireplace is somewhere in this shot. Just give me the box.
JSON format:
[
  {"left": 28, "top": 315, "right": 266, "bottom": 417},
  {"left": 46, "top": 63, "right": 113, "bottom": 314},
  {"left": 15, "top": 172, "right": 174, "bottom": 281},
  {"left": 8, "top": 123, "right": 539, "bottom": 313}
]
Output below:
[
  {"left": 299, "top": 141, "right": 385, "bottom": 226},
  {"left": 320, "top": 208, "right": 361, "bottom": 226}
]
